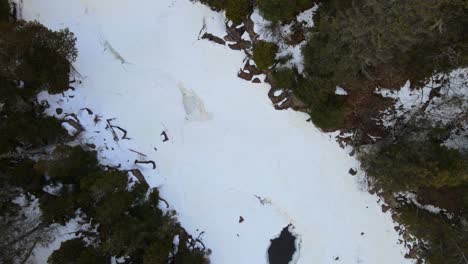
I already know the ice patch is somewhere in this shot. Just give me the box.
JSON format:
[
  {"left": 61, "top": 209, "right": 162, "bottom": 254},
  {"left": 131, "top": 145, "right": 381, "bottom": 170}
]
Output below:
[{"left": 178, "top": 82, "right": 211, "bottom": 121}]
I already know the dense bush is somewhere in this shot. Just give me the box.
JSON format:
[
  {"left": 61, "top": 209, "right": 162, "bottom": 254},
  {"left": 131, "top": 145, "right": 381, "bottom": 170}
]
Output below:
[
  {"left": 35, "top": 145, "right": 99, "bottom": 184},
  {"left": 302, "top": 0, "right": 468, "bottom": 92},
  {"left": 252, "top": 41, "right": 278, "bottom": 71},
  {"left": 272, "top": 67, "right": 298, "bottom": 89},
  {"left": 48, "top": 238, "right": 106, "bottom": 264},
  {"left": 257, "top": 0, "right": 314, "bottom": 23},
  {"left": 225, "top": 0, "right": 252, "bottom": 24},
  {"left": 362, "top": 141, "right": 467, "bottom": 192},
  {"left": 360, "top": 120, "right": 468, "bottom": 192},
  {"left": 398, "top": 205, "right": 468, "bottom": 263},
  {"left": 0, "top": 21, "right": 77, "bottom": 93},
  {"left": 199, "top": 0, "right": 225, "bottom": 11},
  {"left": 0, "top": 0, "right": 9, "bottom": 22},
  {"left": 0, "top": 113, "right": 68, "bottom": 154}
]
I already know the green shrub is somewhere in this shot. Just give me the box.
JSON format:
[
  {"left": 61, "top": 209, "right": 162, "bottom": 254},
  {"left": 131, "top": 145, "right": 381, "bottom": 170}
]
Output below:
[
  {"left": 40, "top": 194, "right": 78, "bottom": 224},
  {"left": 0, "top": 21, "right": 77, "bottom": 94},
  {"left": 253, "top": 41, "right": 278, "bottom": 71},
  {"left": 48, "top": 238, "right": 106, "bottom": 264},
  {"left": 199, "top": 0, "right": 225, "bottom": 11},
  {"left": 302, "top": 0, "right": 468, "bottom": 93},
  {"left": 0, "top": 0, "right": 10, "bottom": 22},
  {"left": 398, "top": 205, "right": 468, "bottom": 263},
  {"left": 225, "top": 0, "right": 252, "bottom": 24},
  {"left": 35, "top": 145, "right": 99, "bottom": 184},
  {"left": 0, "top": 113, "right": 68, "bottom": 154},
  {"left": 361, "top": 141, "right": 468, "bottom": 192},
  {"left": 257, "top": 0, "right": 296, "bottom": 23},
  {"left": 272, "top": 67, "right": 298, "bottom": 89},
  {"left": 309, "top": 90, "right": 346, "bottom": 131}
]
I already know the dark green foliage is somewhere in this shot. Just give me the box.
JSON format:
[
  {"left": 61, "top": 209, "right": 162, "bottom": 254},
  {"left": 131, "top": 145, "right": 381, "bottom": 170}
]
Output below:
[
  {"left": 308, "top": 90, "right": 346, "bottom": 130},
  {"left": 360, "top": 120, "right": 468, "bottom": 192},
  {"left": 257, "top": 0, "right": 297, "bottom": 23},
  {"left": 199, "top": 0, "right": 225, "bottom": 11},
  {"left": 38, "top": 158, "right": 210, "bottom": 263},
  {"left": 0, "top": 113, "right": 68, "bottom": 154},
  {"left": 39, "top": 194, "right": 78, "bottom": 225},
  {"left": 272, "top": 67, "right": 298, "bottom": 89},
  {"left": 398, "top": 205, "right": 468, "bottom": 264},
  {"left": 9, "top": 159, "right": 45, "bottom": 193},
  {"left": 225, "top": 0, "right": 252, "bottom": 24},
  {"left": 289, "top": 75, "right": 347, "bottom": 130},
  {"left": 0, "top": 0, "right": 10, "bottom": 22},
  {"left": 48, "top": 238, "right": 107, "bottom": 264},
  {"left": 143, "top": 241, "right": 174, "bottom": 264},
  {"left": 35, "top": 145, "right": 99, "bottom": 184},
  {"left": 362, "top": 141, "right": 467, "bottom": 192},
  {"left": 0, "top": 20, "right": 77, "bottom": 94},
  {"left": 173, "top": 233, "right": 210, "bottom": 264},
  {"left": 257, "top": 0, "right": 315, "bottom": 23},
  {"left": 252, "top": 41, "right": 278, "bottom": 71},
  {"left": 302, "top": 0, "right": 468, "bottom": 92}
]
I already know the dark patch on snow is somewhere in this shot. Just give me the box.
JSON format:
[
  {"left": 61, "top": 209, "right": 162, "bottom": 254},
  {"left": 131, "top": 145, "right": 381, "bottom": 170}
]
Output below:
[
  {"left": 239, "top": 216, "right": 244, "bottom": 223},
  {"left": 161, "top": 131, "right": 169, "bottom": 142},
  {"left": 268, "top": 225, "right": 297, "bottom": 264}
]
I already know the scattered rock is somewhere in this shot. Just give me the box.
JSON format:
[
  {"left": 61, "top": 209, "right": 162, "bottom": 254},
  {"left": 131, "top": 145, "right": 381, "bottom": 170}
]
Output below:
[
  {"left": 56, "top": 108, "right": 63, "bottom": 115},
  {"left": 129, "top": 169, "right": 148, "bottom": 187},
  {"left": 392, "top": 213, "right": 400, "bottom": 222},
  {"left": 223, "top": 34, "right": 237, "bottom": 42},
  {"left": 242, "top": 17, "right": 256, "bottom": 41},
  {"left": 85, "top": 143, "right": 96, "bottom": 149},
  {"left": 239, "top": 216, "right": 244, "bottom": 223},
  {"left": 243, "top": 61, "right": 261, "bottom": 75},
  {"left": 238, "top": 70, "right": 253, "bottom": 81},
  {"left": 161, "top": 131, "right": 169, "bottom": 142},
  {"left": 381, "top": 204, "right": 391, "bottom": 213},
  {"left": 225, "top": 22, "right": 244, "bottom": 42},
  {"left": 361, "top": 232, "right": 365, "bottom": 236},
  {"left": 404, "top": 246, "right": 418, "bottom": 259},
  {"left": 201, "top": 33, "right": 225, "bottom": 45},
  {"left": 348, "top": 168, "right": 357, "bottom": 175},
  {"left": 252, "top": 78, "right": 261, "bottom": 83},
  {"left": 228, "top": 40, "right": 251, "bottom": 50},
  {"left": 334, "top": 256, "right": 340, "bottom": 261}
]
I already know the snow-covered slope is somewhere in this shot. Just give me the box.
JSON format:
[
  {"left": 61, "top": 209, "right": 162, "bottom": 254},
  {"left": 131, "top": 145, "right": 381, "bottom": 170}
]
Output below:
[{"left": 21, "top": 0, "right": 411, "bottom": 263}]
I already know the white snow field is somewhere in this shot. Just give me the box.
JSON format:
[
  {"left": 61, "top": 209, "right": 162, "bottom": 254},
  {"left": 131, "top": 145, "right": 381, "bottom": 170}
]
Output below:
[{"left": 21, "top": 0, "right": 412, "bottom": 263}]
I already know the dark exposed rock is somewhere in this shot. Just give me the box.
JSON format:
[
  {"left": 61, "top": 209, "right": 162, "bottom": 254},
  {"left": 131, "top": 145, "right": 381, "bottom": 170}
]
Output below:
[
  {"left": 56, "top": 108, "right": 63, "bottom": 115},
  {"left": 243, "top": 61, "right": 261, "bottom": 75},
  {"left": 239, "top": 216, "right": 244, "bottom": 223},
  {"left": 161, "top": 131, "right": 169, "bottom": 142},
  {"left": 228, "top": 40, "right": 251, "bottom": 50},
  {"left": 348, "top": 168, "right": 357, "bottom": 175},
  {"left": 238, "top": 70, "right": 253, "bottom": 81},
  {"left": 381, "top": 204, "right": 391, "bottom": 213},
  {"left": 252, "top": 78, "right": 261, "bottom": 83},
  {"left": 223, "top": 34, "right": 237, "bottom": 42},
  {"left": 85, "top": 143, "right": 96, "bottom": 149},
  {"left": 201, "top": 32, "right": 226, "bottom": 45}
]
